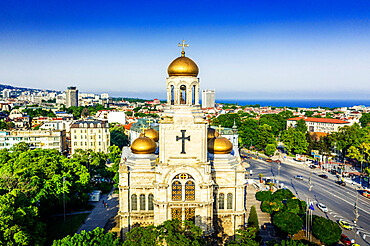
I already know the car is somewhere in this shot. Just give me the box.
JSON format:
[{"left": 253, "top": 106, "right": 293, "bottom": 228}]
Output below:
[
  {"left": 294, "top": 175, "right": 303, "bottom": 180},
  {"left": 317, "top": 203, "right": 328, "bottom": 213},
  {"left": 338, "top": 219, "right": 352, "bottom": 230},
  {"left": 266, "top": 159, "right": 273, "bottom": 162},
  {"left": 340, "top": 234, "right": 351, "bottom": 246},
  {"left": 309, "top": 165, "right": 317, "bottom": 169},
  {"left": 336, "top": 180, "right": 346, "bottom": 186},
  {"left": 318, "top": 174, "right": 328, "bottom": 179}
]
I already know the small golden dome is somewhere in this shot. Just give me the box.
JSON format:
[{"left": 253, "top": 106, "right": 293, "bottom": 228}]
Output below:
[
  {"left": 167, "top": 52, "right": 199, "bottom": 77},
  {"left": 140, "top": 128, "right": 159, "bottom": 142},
  {"left": 208, "top": 137, "right": 233, "bottom": 154},
  {"left": 131, "top": 136, "right": 157, "bottom": 154},
  {"left": 207, "top": 128, "right": 219, "bottom": 141}
]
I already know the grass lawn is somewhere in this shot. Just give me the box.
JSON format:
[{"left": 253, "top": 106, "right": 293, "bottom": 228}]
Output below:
[{"left": 45, "top": 213, "right": 90, "bottom": 245}]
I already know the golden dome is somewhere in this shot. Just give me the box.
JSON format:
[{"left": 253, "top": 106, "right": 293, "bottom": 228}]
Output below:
[
  {"left": 167, "top": 51, "right": 199, "bottom": 77},
  {"left": 130, "top": 136, "right": 157, "bottom": 154},
  {"left": 140, "top": 128, "right": 159, "bottom": 142},
  {"left": 207, "top": 128, "right": 219, "bottom": 141},
  {"left": 208, "top": 137, "right": 233, "bottom": 154}
]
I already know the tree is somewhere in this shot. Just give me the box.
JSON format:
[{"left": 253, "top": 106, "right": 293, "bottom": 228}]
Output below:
[
  {"left": 226, "top": 227, "right": 259, "bottom": 246},
  {"left": 53, "top": 227, "right": 121, "bottom": 246},
  {"left": 0, "top": 190, "right": 46, "bottom": 245},
  {"left": 273, "top": 211, "right": 303, "bottom": 236},
  {"left": 81, "top": 108, "right": 90, "bottom": 118},
  {"left": 265, "top": 144, "right": 276, "bottom": 156},
  {"left": 123, "top": 219, "right": 205, "bottom": 246},
  {"left": 255, "top": 190, "right": 272, "bottom": 201},
  {"left": 272, "top": 189, "right": 294, "bottom": 201},
  {"left": 360, "top": 113, "right": 370, "bottom": 127},
  {"left": 312, "top": 216, "right": 341, "bottom": 246},
  {"left": 248, "top": 205, "right": 259, "bottom": 229},
  {"left": 261, "top": 199, "right": 284, "bottom": 214},
  {"left": 281, "top": 128, "right": 308, "bottom": 155},
  {"left": 296, "top": 119, "right": 307, "bottom": 133},
  {"left": 304, "top": 111, "right": 314, "bottom": 117},
  {"left": 211, "top": 113, "right": 241, "bottom": 128},
  {"left": 110, "top": 127, "right": 129, "bottom": 149},
  {"left": 255, "top": 124, "right": 276, "bottom": 150},
  {"left": 239, "top": 119, "right": 259, "bottom": 148},
  {"left": 285, "top": 199, "right": 307, "bottom": 215}
]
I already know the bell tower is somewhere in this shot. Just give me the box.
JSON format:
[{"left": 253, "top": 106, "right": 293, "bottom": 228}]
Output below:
[
  {"left": 166, "top": 40, "right": 200, "bottom": 106},
  {"left": 159, "top": 40, "right": 208, "bottom": 164}
]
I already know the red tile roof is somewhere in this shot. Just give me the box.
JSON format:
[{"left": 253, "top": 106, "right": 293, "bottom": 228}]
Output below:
[{"left": 287, "top": 117, "right": 349, "bottom": 124}]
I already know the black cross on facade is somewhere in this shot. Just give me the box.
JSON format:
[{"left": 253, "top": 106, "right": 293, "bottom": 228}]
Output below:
[{"left": 176, "top": 130, "right": 190, "bottom": 154}]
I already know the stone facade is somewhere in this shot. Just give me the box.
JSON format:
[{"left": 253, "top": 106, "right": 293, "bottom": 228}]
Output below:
[{"left": 118, "top": 49, "right": 247, "bottom": 239}]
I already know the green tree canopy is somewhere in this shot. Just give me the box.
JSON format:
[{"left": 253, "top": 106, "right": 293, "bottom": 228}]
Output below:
[
  {"left": 281, "top": 128, "right": 308, "bottom": 155},
  {"left": 273, "top": 211, "right": 303, "bottom": 236},
  {"left": 360, "top": 112, "right": 370, "bottom": 127},
  {"left": 296, "top": 119, "right": 307, "bottom": 133},
  {"left": 312, "top": 216, "right": 341, "bottom": 246},
  {"left": 53, "top": 227, "right": 121, "bottom": 246}
]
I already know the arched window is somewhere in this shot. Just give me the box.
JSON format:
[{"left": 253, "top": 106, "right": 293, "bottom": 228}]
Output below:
[
  {"left": 140, "top": 194, "right": 146, "bottom": 210},
  {"left": 219, "top": 193, "right": 225, "bottom": 210},
  {"left": 131, "top": 194, "right": 137, "bottom": 211},
  {"left": 185, "top": 180, "right": 195, "bottom": 200},
  {"left": 172, "top": 181, "right": 182, "bottom": 201},
  {"left": 171, "top": 85, "right": 174, "bottom": 105},
  {"left": 192, "top": 85, "right": 196, "bottom": 105},
  {"left": 180, "top": 85, "right": 186, "bottom": 104},
  {"left": 227, "top": 193, "right": 233, "bottom": 209},
  {"left": 148, "top": 194, "right": 154, "bottom": 211}
]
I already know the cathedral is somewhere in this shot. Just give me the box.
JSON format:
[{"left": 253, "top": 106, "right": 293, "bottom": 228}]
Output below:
[{"left": 118, "top": 42, "right": 247, "bottom": 238}]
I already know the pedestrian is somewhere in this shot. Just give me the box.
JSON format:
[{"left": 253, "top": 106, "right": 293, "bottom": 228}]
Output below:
[
  {"left": 104, "top": 202, "right": 108, "bottom": 208},
  {"left": 102, "top": 200, "right": 105, "bottom": 206}
]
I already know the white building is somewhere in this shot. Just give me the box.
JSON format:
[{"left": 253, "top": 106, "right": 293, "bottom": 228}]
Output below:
[
  {"left": 201, "top": 89, "right": 215, "bottom": 108},
  {"left": 0, "top": 130, "right": 67, "bottom": 152},
  {"left": 287, "top": 117, "right": 351, "bottom": 133},
  {"left": 107, "top": 111, "right": 126, "bottom": 125},
  {"left": 70, "top": 120, "right": 110, "bottom": 154},
  {"left": 119, "top": 46, "right": 246, "bottom": 240}
]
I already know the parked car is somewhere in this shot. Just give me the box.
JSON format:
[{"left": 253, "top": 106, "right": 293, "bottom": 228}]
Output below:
[
  {"left": 340, "top": 234, "right": 351, "bottom": 246},
  {"left": 266, "top": 159, "right": 273, "bottom": 162},
  {"left": 318, "top": 174, "right": 328, "bottom": 179},
  {"left": 338, "top": 219, "right": 352, "bottom": 230},
  {"left": 294, "top": 175, "right": 303, "bottom": 180},
  {"left": 336, "top": 180, "right": 346, "bottom": 186},
  {"left": 317, "top": 203, "right": 328, "bottom": 213},
  {"left": 309, "top": 165, "right": 317, "bottom": 169}
]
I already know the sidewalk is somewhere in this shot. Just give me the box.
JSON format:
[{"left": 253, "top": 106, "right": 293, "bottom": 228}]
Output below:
[
  {"left": 77, "top": 189, "right": 119, "bottom": 233},
  {"left": 246, "top": 184, "right": 282, "bottom": 243}
]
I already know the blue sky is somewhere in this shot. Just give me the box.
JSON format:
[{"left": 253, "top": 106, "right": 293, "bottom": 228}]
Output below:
[{"left": 0, "top": 0, "right": 369, "bottom": 99}]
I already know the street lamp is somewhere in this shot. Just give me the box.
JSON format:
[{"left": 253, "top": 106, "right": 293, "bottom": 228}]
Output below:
[{"left": 354, "top": 191, "right": 359, "bottom": 244}]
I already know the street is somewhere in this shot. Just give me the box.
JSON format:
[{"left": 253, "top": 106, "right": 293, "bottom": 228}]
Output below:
[{"left": 245, "top": 154, "right": 370, "bottom": 246}]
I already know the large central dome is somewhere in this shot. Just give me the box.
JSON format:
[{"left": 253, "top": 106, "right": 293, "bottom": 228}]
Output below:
[{"left": 167, "top": 51, "right": 199, "bottom": 77}]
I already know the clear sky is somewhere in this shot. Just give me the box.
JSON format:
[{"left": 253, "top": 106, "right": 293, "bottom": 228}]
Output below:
[{"left": 0, "top": 0, "right": 369, "bottom": 99}]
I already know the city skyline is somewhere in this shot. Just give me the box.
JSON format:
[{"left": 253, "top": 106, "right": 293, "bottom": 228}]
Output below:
[{"left": 0, "top": 0, "right": 369, "bottom": 99}]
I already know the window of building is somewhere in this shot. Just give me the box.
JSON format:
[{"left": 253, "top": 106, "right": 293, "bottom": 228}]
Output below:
[
  {"left": 227, "top": 193, "right": 233, "bottom": 209},
  {"left": 219, "top": 193, "right": 225, "bottom": 210},
  {"left": 140, "top": 194, "right": 146, "bottom": 210},
  {"left": 148, "top": 194, "right": 154, "bottom": 211},
  {"left": 131, "top": 194, "right": 137, "bottom": 211},
  {"left": 170, "top": 85, "right": 174, "bottom": 105},
  {"left": 180, "top": 85, "right": 186, "bottom": 104},
  {"left": 192, "top": 85, "right": 195, "bottom": 105},
  {"left": 185, "top": 180, "right": 195, "bottom": 200},
  {"left": 171, "top": 208, "right": 181, "bottom": 220},
  {"left": 172, "top": 181, "right": 182, "bottom": 201},
  {"left": 185, "top": 207, "right": 195, "bottom": 222}
]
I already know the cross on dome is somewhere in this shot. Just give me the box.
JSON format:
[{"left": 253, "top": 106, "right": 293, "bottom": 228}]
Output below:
[{"left": 178, "top": 40, "right": 189, "bottom": 57}]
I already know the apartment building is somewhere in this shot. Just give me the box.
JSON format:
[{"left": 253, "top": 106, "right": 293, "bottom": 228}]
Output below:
[
  {"left": 0, "top": 130, "right": 67, "bottom": 152},
  {"left": 70, "top": 120, "right": 110, "bottom": 154}
]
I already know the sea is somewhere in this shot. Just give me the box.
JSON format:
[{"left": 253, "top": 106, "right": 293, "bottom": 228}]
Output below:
[{"left": 214, "top": 99, "right": 370, "bottom": 108}]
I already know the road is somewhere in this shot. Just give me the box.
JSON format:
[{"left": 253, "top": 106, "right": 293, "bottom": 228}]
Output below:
[{"left": 245, "top": 154, "right": 370, "bottom": 246}]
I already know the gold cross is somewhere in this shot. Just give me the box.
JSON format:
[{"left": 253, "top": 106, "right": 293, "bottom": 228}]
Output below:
[
  {"left": 180, "top": 173, "right": 187, "bottom": 179},
  {"left": 147, "top": 119, "right": 154, "bottom": 127},
  {"left": 218, "top": 125, "right": 224, "bottom": 133},
  {"left": 140, "top": 125, "right": 147, "bottom": 134},
  {"left": 178, "top": 40, "right": 189, "bottom": 54}
]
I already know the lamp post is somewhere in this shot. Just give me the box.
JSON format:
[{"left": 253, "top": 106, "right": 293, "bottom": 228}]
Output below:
[
  {"left": 63, "top": 176, "right": 66, "bottom": 222},
  {"left": 354, "top": 191, "right": 359, "bottom": 244}
]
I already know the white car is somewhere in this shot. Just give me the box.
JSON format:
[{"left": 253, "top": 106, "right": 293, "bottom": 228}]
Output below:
[
  {"left": 317, "top": 203, "right": 328, "bottom": 213},
  {"left": 294, "top": 175, "right": 303, "bottom": 180}
]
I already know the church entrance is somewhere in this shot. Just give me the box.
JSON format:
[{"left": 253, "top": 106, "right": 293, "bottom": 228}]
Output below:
[{"left": 171, "top": 207, "right": 195, "bottom": 222}]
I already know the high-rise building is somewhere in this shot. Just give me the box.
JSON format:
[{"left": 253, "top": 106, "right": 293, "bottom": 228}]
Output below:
[
  {"left": 201, "top": 89, "right": 215, "bottom": 108},
  {"left": 66, "top": 86, "right": 78, "bottom": 107}
]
